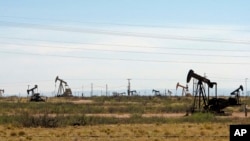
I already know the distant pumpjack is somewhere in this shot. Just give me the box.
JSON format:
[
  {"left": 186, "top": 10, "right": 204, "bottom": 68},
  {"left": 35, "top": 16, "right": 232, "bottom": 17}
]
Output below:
[
  {"left": 55, "top": 76, "right": 72, "bottom": 97},
  {"left": 176, "top": 82, "right": 190, "bottom": 96},
  {"left": 112, "top": 92, "right": 126, "bottom": 96},
  {"left": 130, "top": 90, "right": 137, "bottom": 96},
  {"left": 152, "top": 89, "right": 161, "bottom": 96},
  {"left": 0, "top": 89, "right": 4, "bottom": 97},
  {"left": 27, "top": 85, "right": 45, "bottom": 102},
  {"left": 168, "top": 90, "right": 172, "bottom": 96},
  {"left": 229, "top": 85, "right": 243, "bottom": 105}
]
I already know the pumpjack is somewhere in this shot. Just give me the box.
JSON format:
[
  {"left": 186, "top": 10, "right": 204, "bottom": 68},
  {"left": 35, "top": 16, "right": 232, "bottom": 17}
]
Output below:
[
  {"left": 55, "top": 76, "right": 72, "bottom": 97},
  {"left": 130, "top": 90, "right": 137, "bottom": 96},
  {"left": 186, "top": 69, "right": 242, "bottom": 114},
  {"left": 229, "top": 85, "right": 243, "bottom": 105},
  {"left": 152, "top": 89, "right": 161, "bottom": 96},
  {"left": 27, "top": 85, "right": 45, "bottom": 102},
  {"left": 0, "top": 89, "right": 4, "bottom": 97},
  {"left": 176, "top": 82, "right": 191, "bottom": 96},
  {"left": 167, "top": 90, "right": 173, "bottom": 96},
  {"left": 112, "top": 92, "right": 126, "bottom": 96}
]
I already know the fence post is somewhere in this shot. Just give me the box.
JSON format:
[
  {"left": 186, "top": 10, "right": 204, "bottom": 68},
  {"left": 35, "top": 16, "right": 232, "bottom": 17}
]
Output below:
[{"left": 245, "top": 104, "right": 248, "bottom": 117}]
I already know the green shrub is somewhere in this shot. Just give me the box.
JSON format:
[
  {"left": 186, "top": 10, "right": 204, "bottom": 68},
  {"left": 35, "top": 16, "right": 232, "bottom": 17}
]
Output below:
[
  {"left": 182, "top": 113, "right": 216, "bottom": 123},
  {"left": 19, "top": 112, "right": 59, "bottom": 128}
]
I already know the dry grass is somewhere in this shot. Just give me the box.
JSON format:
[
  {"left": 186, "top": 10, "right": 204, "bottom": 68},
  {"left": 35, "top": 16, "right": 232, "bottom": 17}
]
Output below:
[
  {"left": 0, "top": 123, "right": 229, "bottom": 141},
  {"left": 0, "top": 96, "right": 249, "bottom": 140}
]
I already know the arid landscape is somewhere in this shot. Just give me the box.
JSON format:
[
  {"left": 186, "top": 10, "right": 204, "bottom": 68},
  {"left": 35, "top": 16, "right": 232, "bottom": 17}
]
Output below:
[
  {"left": 1, "top": 1, "right": 250, "bottom": 141},
  {"left": 0, "top": 96, "right": 249, "bottom": 141}
]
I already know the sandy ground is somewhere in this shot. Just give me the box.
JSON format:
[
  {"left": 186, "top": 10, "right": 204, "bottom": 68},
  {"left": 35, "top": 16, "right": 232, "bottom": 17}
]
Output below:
[
  {"left": 85, "top": 112, "right": 249, "bottom": 118},
  {"left": 85, "top": 113, "right": 186, "bottom": 118},
  {"left": 6, "top": 112, "right": 247, "bottom": 118},
  {"left": 2, "top": 112, "right": 248, "bottom": 118},
  {"left": 71, "top": 100, "right": 93, "bottom": 104},
  {"left": 230, "top": 112, "right": 248, "bottom": 118}
]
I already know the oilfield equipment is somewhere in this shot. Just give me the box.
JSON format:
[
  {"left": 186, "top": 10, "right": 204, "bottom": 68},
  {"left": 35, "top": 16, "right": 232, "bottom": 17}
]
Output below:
[
  {"left": 229, "top": 85, "right": 243, "bottom": 105},
  {"left": 27, "top": 85, "right": 45, "bottom": 102},
  {"left": 130, "top": 90, "right": 137, "bottom": 96},
  {"left": 55, "top": 76, "right": 72, "bottom": 97},
  {"left": 168, "top": 89, "right": 173, "bottom": 96},
  {"left": 186, "top": 69, "right": 242, "bottom": 114},
  {"left": 176, "top": 82, "right": 191, "bottom": 96},
  {"left": 112, "top": 92, "right": 126, "bottom": 96},
  {"left": 127, "top": 79, "right": 131, "bottom": 96},
  {"left": 152, "top": 89, "right": 161, "bottom": 96},
  {"left": 0, "top": 89, "right": 4, "bottom": 97}
]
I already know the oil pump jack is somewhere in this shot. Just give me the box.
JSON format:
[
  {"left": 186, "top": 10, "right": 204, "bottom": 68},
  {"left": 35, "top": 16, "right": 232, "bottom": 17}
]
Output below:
[
  {"left": 55, "top": 76, "right": 72, "bottom": 97},
  {"left": 186, "top": 69, "right": 221, "bottom": 113},
  {"left": 229, "top": 85, "right": 243, "bottom": 105},
  {"left": 27, "top": 85, "right": 45, "bottom": 102},
  {"left": 152, "top": 89, "right": 161, "bottom": 96},
  {"left": 0, "top": 89, "right": 4, "bottom": 97},
  {"left": 186, "top": 69, "right": 242, "bottom": 114},
  {"left": 176, "top": 82, "right": 190, "bottom": 96}
]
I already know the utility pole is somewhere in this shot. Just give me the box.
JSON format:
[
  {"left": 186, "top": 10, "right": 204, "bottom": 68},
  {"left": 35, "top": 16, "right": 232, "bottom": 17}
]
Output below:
[
  {"left": 245, "top": 78, "right": 248, "bottom": 97},
  {"left": 27, "top": 85, "right": 30, "bottom": 101},
  {"left": 127, "top": 79, "right": 131, "bottom": 96},
  {"left": 91, "top": 83, "right": 93, "bottom": 97},
  {"left": 106, "top": 84, "right": 108, "bottom": 96},
  {"left": 82, "top": 85, "right": 84, "bottom": 98}
]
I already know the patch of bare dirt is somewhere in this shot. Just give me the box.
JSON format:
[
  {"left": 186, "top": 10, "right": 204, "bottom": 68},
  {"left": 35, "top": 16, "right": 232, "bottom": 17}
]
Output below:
[
  {"left": 86, "top": 114, "right": 130, "bottom": 118},
  {"left": 142, "top": 113, "right": 186, "bottom": 118},
  {"left": 71, "top": 100, "right": 93, "bottom": 104},
  {"left": 231, "top": 112, "right": 248, "bottom": 118},
  {"left": 85, "top": 113, "right": 186, "bottom": 118}
]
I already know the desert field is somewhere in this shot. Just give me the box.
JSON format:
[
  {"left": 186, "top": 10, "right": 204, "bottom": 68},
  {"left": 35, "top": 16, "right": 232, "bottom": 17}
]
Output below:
[
  {"left": 0, "top": 96, "right": 249, "bottom": 141},
  {"left": 0, "top": 123, "right": 230, "bottom": 141}
]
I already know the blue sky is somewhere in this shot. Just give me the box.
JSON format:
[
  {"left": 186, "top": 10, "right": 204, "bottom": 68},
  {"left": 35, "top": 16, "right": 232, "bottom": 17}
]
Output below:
[
  {"left": 0, "top": 1, "right": 250, "bottom": 96},
  {"left": 2, "top": 1, "right": 250, "bottom": 25}
]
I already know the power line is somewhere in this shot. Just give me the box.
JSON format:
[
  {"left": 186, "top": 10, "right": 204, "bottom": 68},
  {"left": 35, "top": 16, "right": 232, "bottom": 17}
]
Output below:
[
  {"left": 1, "top": 42, "right": 250, "bottom": 58},
  {"left": 0, "top": 50, "right": 250, "bottom": 65},
  {"left": 0, "top": 80, "right": 53, "bottom": 86},
  {"left": 1, "top": 15, "right": 249, "bottom": 32},
  {"left": 1, "top": 21, "right": 250, "bottom": 44},
  {"left": 1, "top": 37, "right": 250, "bottom": 53}
]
